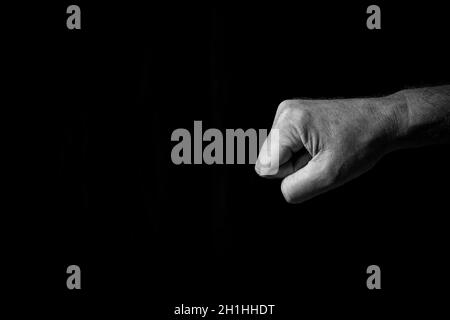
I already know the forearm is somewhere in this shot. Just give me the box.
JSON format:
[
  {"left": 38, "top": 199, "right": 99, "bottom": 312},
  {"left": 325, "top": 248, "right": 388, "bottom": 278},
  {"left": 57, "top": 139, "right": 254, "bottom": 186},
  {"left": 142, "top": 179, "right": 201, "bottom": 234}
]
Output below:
[{"left": 394, "top": 85, "right": 450, "bottom": 148}]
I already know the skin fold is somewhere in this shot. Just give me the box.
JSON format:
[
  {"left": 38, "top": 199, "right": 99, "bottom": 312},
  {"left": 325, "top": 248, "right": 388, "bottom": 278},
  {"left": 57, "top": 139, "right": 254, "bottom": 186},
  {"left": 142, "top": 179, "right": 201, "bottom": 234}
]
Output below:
[{"left": 255, "top": 86, "right": 450, "bottom": 204}]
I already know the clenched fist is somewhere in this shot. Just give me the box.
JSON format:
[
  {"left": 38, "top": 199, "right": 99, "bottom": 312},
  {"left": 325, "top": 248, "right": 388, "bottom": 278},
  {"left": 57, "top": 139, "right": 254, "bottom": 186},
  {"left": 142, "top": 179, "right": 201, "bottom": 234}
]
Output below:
[{"left": 256, "top": 86, "right": 450, "bottom": 204}]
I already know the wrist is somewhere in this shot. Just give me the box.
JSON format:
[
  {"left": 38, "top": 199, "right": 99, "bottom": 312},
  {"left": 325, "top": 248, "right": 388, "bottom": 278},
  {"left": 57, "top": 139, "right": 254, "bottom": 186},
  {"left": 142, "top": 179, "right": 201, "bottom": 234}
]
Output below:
[
  {"left": 395, "top": 86, "right": 450, "bottom": 146},
  {"left": 381, "top": 90, "right": 411, "bottom": 150}
]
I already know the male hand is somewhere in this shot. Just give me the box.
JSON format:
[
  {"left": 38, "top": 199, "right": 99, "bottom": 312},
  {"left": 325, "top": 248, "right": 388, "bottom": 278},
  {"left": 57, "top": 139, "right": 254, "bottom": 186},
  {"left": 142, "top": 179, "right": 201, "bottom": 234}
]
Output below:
[
  {"left": 255, "top": 93, "right": 409, "bottom": 203},
  {"left": 256, "top": 86, "right": 450, "bottom": 204}
]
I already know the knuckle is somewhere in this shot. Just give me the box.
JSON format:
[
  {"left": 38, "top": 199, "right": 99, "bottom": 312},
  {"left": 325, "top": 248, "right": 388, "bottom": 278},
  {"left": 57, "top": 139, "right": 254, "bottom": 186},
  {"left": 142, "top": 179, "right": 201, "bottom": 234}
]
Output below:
[
  {"left": 277, "top": 100, "right": 309, "bottom": 123},
  {"left": 277, "top": 100, "right": 297, "bottom": 114},
  {"left": 278, "top": 99, "right": 291, "bottom": 110}
]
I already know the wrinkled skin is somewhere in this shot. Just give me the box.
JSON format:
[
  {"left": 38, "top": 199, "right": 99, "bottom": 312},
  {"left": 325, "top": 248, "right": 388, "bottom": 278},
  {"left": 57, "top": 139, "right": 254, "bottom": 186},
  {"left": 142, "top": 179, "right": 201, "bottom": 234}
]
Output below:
[{"left": 255, "top": 90, "right": 433, "bottom": 204}]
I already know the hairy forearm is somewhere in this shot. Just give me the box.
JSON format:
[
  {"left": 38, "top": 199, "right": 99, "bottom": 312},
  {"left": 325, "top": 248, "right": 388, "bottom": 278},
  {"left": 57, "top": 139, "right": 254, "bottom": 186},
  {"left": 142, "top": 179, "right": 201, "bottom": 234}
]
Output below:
[{"left": 394, "top": 85, "right": 450, "bottom": 148}]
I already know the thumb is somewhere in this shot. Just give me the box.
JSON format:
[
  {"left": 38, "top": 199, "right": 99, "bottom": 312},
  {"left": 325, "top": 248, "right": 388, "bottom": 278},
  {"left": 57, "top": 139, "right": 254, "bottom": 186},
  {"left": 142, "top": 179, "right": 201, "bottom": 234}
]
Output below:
[
  {"left": 280, "top": 150, "right": 335, "bottom": 204},
  {"left": 255, "top": 128, "right": 295, "bottom": 176}
]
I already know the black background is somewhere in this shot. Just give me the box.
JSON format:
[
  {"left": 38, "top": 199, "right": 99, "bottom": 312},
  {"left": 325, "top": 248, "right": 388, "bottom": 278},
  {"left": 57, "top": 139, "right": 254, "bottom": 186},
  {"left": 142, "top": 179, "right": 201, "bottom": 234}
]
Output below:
[{"left": 5, "top": 1, "right": 450, "bottom": 318}]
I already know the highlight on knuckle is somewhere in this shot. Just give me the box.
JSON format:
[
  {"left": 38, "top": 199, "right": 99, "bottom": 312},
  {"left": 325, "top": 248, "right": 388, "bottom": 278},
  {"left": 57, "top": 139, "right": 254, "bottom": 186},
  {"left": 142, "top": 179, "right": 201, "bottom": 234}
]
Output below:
[{"left": 277, "top": 100, "right": 308, "bottom": 122}]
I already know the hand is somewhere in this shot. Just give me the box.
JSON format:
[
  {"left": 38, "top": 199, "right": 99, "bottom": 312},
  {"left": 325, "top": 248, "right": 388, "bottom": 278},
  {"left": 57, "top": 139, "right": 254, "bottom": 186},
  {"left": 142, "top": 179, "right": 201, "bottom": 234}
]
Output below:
[{"left": 255, "top": 94, "right": 409, "bottom": 204}]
